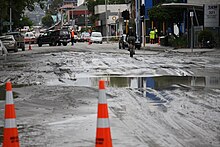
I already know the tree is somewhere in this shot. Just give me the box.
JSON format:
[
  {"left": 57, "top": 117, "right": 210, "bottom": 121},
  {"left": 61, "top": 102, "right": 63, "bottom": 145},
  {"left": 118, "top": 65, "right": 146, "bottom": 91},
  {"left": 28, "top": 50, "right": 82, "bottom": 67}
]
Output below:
[
  {"left": 0, "top": 0, "right": 46, "bottom": 34},
  {"left": 42, "top": 14, "right": 54, "bottom": 28},
  {"left": 148, "top": 4, "right": 184, "bottom": 37}
]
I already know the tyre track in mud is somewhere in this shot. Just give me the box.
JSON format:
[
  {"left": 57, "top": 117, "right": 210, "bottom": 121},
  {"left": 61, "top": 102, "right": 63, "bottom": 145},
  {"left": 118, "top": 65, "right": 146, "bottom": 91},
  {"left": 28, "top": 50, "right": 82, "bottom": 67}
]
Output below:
[{"left": 108, "top": 87, "right": 220, "bottom": 147}]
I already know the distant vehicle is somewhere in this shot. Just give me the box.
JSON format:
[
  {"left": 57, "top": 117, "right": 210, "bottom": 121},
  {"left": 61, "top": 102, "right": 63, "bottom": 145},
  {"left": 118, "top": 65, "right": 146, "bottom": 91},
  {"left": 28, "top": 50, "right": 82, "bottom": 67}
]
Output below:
[
  {"left": 78, "top": 32, "right": 90, "bottom": 42},
  {"left": 0, "top": 39, "right": 8, "bottom": 55},
  {"left": 24, "top": 32, "right": 36, "bottom": 44},
  {"left": 90, "top": 32, "right": 103, "bottom": 44},
  {"left": 119, "top": 34, "right": 128, "bottom": 49},
  {"left": 37, "top": 29, "right": 71, "bottom": 47},
  {"left": 0, "top": 35, "right": 18, "bottom": 52},
  {"left": 6, "top": 32, "right": 25, "bottom": 51}
]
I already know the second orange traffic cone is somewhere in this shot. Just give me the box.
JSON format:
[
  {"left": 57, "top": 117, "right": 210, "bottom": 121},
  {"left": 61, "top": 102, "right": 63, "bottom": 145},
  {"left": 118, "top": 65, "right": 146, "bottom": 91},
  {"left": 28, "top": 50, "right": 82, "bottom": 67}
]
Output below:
[
  {"left": 95, "top": 80, "right": 112, "bottom": 147},
  {"left": 3, "top": 81, "right": 20, "bottom": 147},
  {"left": 28, "top": 42, "right": 32, "bottom": 50}
]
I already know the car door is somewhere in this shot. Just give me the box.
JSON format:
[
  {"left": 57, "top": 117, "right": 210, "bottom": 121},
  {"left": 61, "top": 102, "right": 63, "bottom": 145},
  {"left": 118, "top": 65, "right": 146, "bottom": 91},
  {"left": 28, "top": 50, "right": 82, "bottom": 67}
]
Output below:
[{"left": 41, "top": 32, "right": 51, "bottom": 44}]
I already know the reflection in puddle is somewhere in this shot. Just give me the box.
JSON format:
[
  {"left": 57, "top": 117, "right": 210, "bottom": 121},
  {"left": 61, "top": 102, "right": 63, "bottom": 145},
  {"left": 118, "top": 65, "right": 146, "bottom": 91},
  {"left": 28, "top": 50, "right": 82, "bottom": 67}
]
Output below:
[
  {"left": 46, "top": 75, "right": 220, "bottom": 89},
  {"left": 46, "top": 75, "right": 220, "bottom": 105}
]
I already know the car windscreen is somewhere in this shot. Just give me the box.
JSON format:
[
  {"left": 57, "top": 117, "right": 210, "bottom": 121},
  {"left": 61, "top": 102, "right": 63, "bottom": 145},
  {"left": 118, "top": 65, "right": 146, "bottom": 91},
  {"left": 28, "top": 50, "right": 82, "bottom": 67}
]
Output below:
[
  {"left": 60, "top": 31, "right": 69, "bottom": 35},
  {"left": 92, "top": 33, "right": 102, "bottom": 37}
]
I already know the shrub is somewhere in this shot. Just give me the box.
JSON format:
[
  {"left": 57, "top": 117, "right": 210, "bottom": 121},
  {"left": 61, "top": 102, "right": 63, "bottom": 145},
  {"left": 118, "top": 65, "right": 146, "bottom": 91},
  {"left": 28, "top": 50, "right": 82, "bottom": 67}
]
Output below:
[
  {"left": 169, "top": 35, "right": 187, "bottom": 48},
  {"left": 198, "top": 29, "right": 214, "bottom": 43}
]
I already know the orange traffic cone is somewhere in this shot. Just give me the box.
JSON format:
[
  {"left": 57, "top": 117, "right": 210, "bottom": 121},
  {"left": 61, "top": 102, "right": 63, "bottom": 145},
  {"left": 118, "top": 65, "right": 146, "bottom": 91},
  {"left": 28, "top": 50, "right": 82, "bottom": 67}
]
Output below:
[
  {"left": 28, "top": 42, "right": 32, "bottom": 50},
  {"left": 88, "top": 39, "right": 92, "bottom": 45},
  {"left": 95, "top": 80, "right": 112, "bottom": 147},
  {"left": 3, "top": 81, "right": 20, "bottom": 147}
]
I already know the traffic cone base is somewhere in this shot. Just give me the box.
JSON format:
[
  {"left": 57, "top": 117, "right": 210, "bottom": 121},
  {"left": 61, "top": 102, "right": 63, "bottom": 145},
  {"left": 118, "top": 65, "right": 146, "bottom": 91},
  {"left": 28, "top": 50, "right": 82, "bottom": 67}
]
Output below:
[
  {"left": 3, "top": 81, "right": 20, "bottom": 147},
  {"left": 96, "top": 128, "right": 112, "bottom": 146}
]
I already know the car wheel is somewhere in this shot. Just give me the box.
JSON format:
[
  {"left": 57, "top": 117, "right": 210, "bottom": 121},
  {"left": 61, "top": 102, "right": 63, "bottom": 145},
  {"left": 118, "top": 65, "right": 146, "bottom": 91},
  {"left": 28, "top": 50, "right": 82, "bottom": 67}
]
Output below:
[
  {"left": 63, "top": 43, "right": 67, "bottom": 46},
  {"left": 100, "top": 42, "right": 102, "bottom": 44},
  {"left": 38, "top": 40, "right": 42, "bottom": 47},
  {"left": 14, "top": 47, "right": 18, "bottom": 52},
  {"left": 119, "top": 43, "right": 121, "bottom": 49},
  {"left": 122, "top": 44, "right": 125, "bottom": 49},
  {"left": 58, "top": 43, "right": 61, "bottom": 46},
  {"left": 21, "top": 43, "right": 25, "bottom": 51},
  {"left": 52, "top": 41, "right": 57, "bottom": 46}
]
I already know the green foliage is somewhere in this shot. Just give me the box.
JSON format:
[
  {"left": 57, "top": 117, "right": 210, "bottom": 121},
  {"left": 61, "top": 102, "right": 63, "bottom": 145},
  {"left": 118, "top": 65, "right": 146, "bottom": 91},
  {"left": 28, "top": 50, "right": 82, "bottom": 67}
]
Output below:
[
  {"left": 169, "top": 35, "right": 187, "bottom": 48},
  {"left": 42, "top": 14, "right": 54, "bottom": 28},
  {"left": 148, "top": 4, "right": 184, "bottom": 23},
  {"left": 109, "top": 37, "right": 119, "bottom": 42},
  {"left": 18, "top": 16, "right": 34, "bottom": 28},
  {"left": 0, "top": 0, "right": 46, "bottom": 34},
  {"left": 198, "top": 29, "right": 214, "bottom": 43}
]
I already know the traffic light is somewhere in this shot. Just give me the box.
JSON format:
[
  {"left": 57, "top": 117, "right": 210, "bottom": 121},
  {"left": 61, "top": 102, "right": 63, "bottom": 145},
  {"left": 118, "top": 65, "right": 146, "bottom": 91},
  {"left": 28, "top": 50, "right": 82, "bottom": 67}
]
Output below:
[
  {"left": 122, "top": 10, "right": 129, "bottom": 20},
  {"left": 140, "top": 4, "right": 145, "bottom": 16}
]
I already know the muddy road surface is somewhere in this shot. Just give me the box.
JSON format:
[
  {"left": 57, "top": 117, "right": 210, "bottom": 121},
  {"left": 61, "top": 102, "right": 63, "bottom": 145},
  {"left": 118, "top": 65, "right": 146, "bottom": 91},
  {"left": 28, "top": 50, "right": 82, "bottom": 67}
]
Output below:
[{"left": 0, "top": 43, "right": 220, "bottom": 147}]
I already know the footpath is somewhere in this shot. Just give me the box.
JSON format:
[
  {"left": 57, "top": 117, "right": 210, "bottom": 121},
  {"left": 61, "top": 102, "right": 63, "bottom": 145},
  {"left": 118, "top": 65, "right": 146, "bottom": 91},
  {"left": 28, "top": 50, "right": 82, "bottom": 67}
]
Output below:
[{"left": 142, "top": 43, "right": 218, "bottom": 54}]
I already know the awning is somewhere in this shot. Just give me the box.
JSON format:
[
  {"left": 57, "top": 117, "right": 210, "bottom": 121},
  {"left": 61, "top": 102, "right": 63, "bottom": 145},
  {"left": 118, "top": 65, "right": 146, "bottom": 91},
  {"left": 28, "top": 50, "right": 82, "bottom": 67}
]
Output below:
[{"left": 161, "top": 3, "right": 203, "bottom": 11}]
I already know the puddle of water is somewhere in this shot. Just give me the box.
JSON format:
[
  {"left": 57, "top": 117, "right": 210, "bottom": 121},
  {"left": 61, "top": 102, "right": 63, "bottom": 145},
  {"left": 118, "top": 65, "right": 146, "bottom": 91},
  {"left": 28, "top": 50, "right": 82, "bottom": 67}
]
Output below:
[
  {"left": 46, "top": 75, "right": 220, "bottom": 89},
  {"left": 46, "top": 74, "right": 220, "bottom": 107}
]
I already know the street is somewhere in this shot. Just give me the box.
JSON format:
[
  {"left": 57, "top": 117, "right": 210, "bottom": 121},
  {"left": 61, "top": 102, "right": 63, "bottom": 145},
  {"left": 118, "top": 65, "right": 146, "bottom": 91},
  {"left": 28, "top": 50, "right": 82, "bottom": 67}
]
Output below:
[{"left": 0, "top": 42, "right": 220, "bottom": 147}]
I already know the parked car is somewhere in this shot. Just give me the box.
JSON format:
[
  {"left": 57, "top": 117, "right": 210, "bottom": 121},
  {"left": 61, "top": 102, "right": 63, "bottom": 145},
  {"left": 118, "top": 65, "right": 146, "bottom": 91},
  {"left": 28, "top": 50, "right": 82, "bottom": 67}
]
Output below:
[
  {"left": 24, "top": 32, "right": 36, "bottom": 44},
  {"left": 0, "top": 39, "right": 8, "bottom": 55},
  {"left": 119, "top": 34, "right": 128, "bottom": 49},
  {"left": 90, "top": 32, "right": 103, "bottom": 44},
  {"left": 6, "top": 32, "right": 25, "bottom": 51},
  {"left": 0, "top": 35, "right": 18, "bottom": 52},
  {"left": 78, "top": 32, "right": 90, "bottom": 42},
  {"left": 37, "top": 29, "right": 71, "bottom": 47}
]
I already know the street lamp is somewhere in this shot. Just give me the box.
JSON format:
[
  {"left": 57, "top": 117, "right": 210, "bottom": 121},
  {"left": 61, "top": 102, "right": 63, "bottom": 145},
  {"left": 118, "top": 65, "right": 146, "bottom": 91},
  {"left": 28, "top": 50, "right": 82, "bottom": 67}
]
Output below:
[{"left": 9, "top": 0, "right": 12, "bottom": 32}]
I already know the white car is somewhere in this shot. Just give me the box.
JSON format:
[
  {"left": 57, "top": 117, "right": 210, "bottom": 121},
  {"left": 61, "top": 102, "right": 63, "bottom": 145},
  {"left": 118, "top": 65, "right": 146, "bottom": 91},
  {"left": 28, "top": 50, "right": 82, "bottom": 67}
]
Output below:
[
  {"left": 90, "top": 32, "right": 102, "bottom": 44},
  {"left": 24, "top": 32, "right": 36, "bottom": 44}
]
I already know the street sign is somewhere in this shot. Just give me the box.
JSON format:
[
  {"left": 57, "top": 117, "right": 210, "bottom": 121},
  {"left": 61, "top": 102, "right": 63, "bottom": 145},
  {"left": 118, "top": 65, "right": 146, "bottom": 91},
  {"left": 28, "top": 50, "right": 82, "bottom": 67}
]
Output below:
[
  {"left": 204, "top": 4, "right": 219, "bottom": 27},
  {"left": 3, "top": 21, "right": 14, "bottom": 26}
]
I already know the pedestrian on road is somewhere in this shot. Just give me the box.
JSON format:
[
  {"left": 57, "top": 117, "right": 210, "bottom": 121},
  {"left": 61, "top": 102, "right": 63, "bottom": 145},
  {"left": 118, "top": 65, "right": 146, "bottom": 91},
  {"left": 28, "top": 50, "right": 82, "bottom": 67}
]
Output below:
[
  {"left": 71, "top": 29, "right": 75, "bottom": 46},
  {"left": 150, "top": 29, "right": 155, "bottom": 44}
]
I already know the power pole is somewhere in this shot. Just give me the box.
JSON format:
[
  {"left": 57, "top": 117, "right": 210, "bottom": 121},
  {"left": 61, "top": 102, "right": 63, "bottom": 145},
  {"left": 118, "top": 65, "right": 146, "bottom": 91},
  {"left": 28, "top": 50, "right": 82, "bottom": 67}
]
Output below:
[
  {"left": 9, "top": 0, "right": 12, "bottom": 32},
  {"left": 136, "top": 0, "right": 140, "bottom": 44}
]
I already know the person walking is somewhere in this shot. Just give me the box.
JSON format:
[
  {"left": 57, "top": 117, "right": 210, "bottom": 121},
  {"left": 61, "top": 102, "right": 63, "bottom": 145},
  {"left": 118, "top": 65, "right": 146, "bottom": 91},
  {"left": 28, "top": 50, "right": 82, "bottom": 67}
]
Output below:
[
  {"left": 71, "top": 29, "right": 75, "bottom": 46},
  {"left": 150, "top": 28, "right": 155, "bottom": 44}
]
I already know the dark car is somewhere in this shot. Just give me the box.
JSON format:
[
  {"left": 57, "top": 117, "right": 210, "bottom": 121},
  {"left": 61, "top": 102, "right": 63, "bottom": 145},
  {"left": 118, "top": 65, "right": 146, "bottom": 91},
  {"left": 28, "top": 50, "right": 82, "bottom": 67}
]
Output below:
[
  {"left": 119, "top": 34, "right": 128, "bottom": 49},
  {"left": 6, "top": 32, "right": 25, "bottom": 51},
  {"left": 37, "top": 29, "right": 71, "bottom": 47}
]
